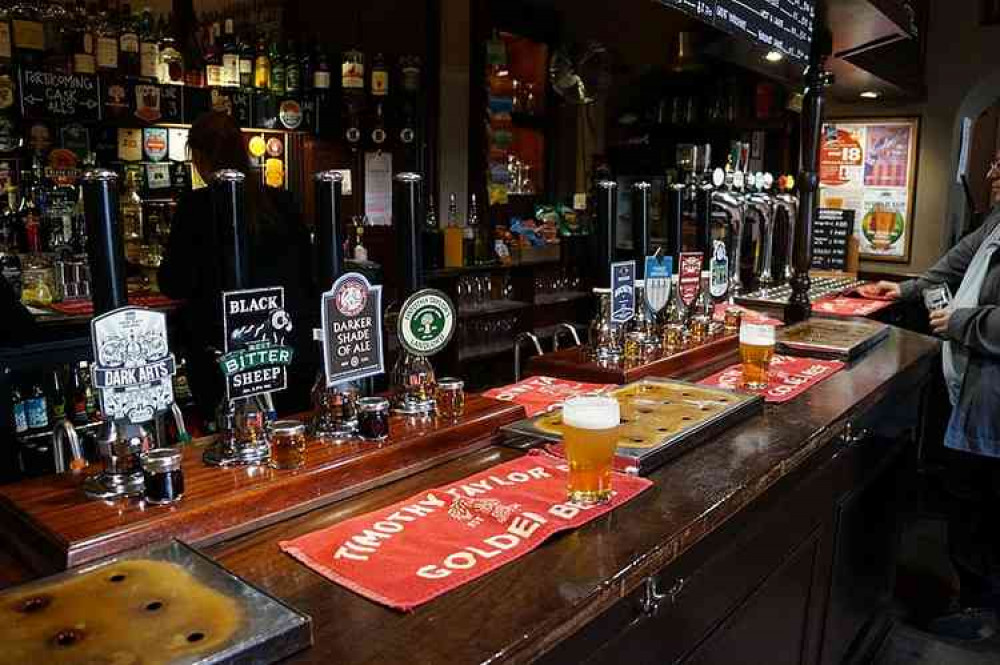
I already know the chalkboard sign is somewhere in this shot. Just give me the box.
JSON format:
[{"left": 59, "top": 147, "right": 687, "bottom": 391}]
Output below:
[
  {"left": 20, "top": 69, "right": 101, "bottom": 122},
  {"left": 658, "top": 0, "right": 814, "bottom": 63},
  {"left": 811, "top": 208, "right": 855, "bottom": 271}
]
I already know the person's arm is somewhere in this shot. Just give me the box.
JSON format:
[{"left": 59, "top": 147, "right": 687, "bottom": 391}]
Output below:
[
  {"left": 946, "top": 305, "right": 1000, "bottom": 358},
  {"left": 897, "top": 220, "right": 996, "bottom": 302}
]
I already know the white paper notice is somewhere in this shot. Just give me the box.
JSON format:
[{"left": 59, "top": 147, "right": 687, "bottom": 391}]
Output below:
[
  {"left": 364, "top": 152, "right": 392, "bottom": 226},
  {"left": 333, "top": 169, "right": 352, "bottom": 195},
  {"left": 168, "top": 128, "right": 189, "bottom": 162}
]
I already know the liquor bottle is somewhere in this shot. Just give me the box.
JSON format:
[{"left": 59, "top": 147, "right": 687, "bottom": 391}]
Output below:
[
  {"left": 237, "top": 26, "right": 253, "bottom": 88},
  {"left": 11, "top": 0, "right": 44, "bottom": 66},
  {"left": 81, "top": 360, "right": 98, "bottom": 420},
  {"left": 221, "top": 16, "right": 237, "bottom": 87},
  {"left": 203, "top": 20, "right": 222, "bottom": 87},
  {"left": 117, "top": 3, "right": 139, "bottom": 77},
  {"left": 70, "top": 360, "right": 89, "bottom": 424},
  {"left": 0, "top": 186, "right": 20, "bottom": 297},
  {"left": 71, "top": 0, "right": 95, "bottom": 74},
  {"left": 342, "top": 48, "right": 364, "bottom": 147},
  {"left": 22, "top": 185, "right": 41, "bottom": 254},
  {"left": 182, "top": 19, "right": 203, "bottom": 87},
  {"left": 50, "top": 368, "right": 66, "bottom": 421},
  {"left": 157, "top": 13, "right": 182, "bottom": 85},
  {"left": 253, "top": 34, "right": 269, "bottom": 89},
  {"left": 121, "top": 169, "right": 143, "bottom": 262},
  {"left": 25, "top": 379, "right": 49, "bottom": 433},
  {"left": 371, "top": 52, "right": 388, "bottom": 98},
  {"left": 11, "top": 383, "right": 27, "bottom": 435},
  {"left": 342, "top": 48, "right": 364, "bottom": 92},
  {"left": 93, "top": 0, "right": 118, "bottom": 72},
  {"left": 312, "top": 44, "right": 330, "bottom": 92},
  {"left": 268, "top": 38, "right": 284, "bottom": 94},
  {"left": 300, "top": 40, "right": 314, "bottom": 94},
  {"left": 138, "top": 6, "right": 159, "bottom": 80},
  {"left": 422, "top": 195, "right": 443, "bottom": 270},
  {"left": 464, "top": 193, "right": 486, "bottom": 266},
  {"left": 399, "top": 55, "right": 420, "bottom": 146},
  {"left": 444, "top": 193, "right": 464, "bottom": 268},
  {"left": 371, "top": 102, "right": 387, "bottom": 149},
  {"left": 41, "top": 0, "right": 71, "bottom": 73},
  {"left": 284, "top": 39, "right": 300, "bottom": 94},
  {"left": 0, "top": 1, "right": 11, "bottom": 63}
]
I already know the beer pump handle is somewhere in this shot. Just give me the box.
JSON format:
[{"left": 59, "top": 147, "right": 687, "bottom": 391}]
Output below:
[
  {"left": 596, "top": 180, "right": 617, "bottom": 287},
  {"left": 315, "top": 170, "right": 345, "bottom": 291},
  {"left": 210, "top": 169, "right": 249, "bottom": 290},
  {"left": 81, "top": 169, "right": 127, "bottom": 315},
  {"left": 394, "top": 172, "right": 424, "bottom": 294}
]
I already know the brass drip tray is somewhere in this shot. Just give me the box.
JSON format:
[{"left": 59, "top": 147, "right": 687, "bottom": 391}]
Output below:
[{"left": 0, "top": 540, "right": 311, "bottom": 665}]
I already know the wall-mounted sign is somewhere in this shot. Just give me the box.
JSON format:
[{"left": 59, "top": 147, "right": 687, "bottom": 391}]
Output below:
[
  {"left": 19, "top": 68, "right": 100, "bottom": 122},
  {"left": 90, "top": 307, "right": 176, "bottom": 424},
  {"left": 819, "top": 117, "right": 919, "bottom": 263},
  {"left": 610, "top": 260, "right": 636, "bottom": 324},
  {"left": 321, "top": 272, "right": 384, "bottom": 386},
  {"left": 678, "top": 251, "right": 703, "bottom": 306},
  {"left": 397, "top": 289, "right": 456, "bottom": 357},
  {"left": 219, "top": 286, "right": 295, "bottom": 401}
]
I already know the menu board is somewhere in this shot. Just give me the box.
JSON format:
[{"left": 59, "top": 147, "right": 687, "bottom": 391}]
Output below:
[
  {"left": 819, "top": 118, "right": 920, "bottom": 263},
  {"left": 811, "top": 209, "right": 855, "bottom": 271},
  {"left": 657, "top": 0, "right": 815, "bottom": 63},
  {"left": 20, "top": 68, "right": 101, "bottom": 122}
]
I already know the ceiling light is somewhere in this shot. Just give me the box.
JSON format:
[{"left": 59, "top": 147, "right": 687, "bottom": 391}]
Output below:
[
  {"left": 764, "top": 50, "right": 783, "bottom": 63},
  {"left": 860, "top": 90, "right": 881, "bottom": 99}
]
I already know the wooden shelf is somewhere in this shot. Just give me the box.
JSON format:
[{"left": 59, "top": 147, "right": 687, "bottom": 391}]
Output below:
[
  {"left": 0, "top": 396, "right": 525, "bottom": 575},
  {"left": 533, "top": 291, "right": 589, "bottom": 306},
  {"left": 458, "top": 300, "right": 531, "bottom": 319}
]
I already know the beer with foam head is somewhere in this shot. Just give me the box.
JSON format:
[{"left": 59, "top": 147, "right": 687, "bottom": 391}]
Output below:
[
  {"left": 562, "top": 395, "right": 620, "bottom": 505},
  {"left": 739, "top": 322, "right": 775, "bottom": 390}
]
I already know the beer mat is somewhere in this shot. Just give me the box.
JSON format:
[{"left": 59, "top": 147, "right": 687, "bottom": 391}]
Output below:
[
  {"left": 483, "top": 376, "right": 616, "bottom": 418},
  {"left": 712, "top": 303, "right": 783, "bottom": 327},
  {"left": 812, "top": 296, "right": 894, "bottom": 317},
  {"left": 45, "top": 294, "right": 183, "bottom": 316},
  {"left": 697, "top": 355, "right": 845, "bottom": 404},
  {"left": 279, "top": 453, "right": 652, "bottom": 611}
]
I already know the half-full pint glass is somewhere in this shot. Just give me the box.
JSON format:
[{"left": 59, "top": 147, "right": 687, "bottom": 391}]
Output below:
[
  {"left": 739, "top": 322, "right": 775, "bottom": 390},
  {"left": 562, "top": 395, "right": 620, "bottom": 505}
]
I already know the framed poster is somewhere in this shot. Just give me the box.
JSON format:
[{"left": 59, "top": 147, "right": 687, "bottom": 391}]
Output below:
[{"left": 819, "top": 117, "right": 920, "bottom": 263}]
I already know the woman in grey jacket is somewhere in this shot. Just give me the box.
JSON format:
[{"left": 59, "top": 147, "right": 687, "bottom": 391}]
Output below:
[{"left": 862, "top": 212, "right": 1000, "bottom": 459}]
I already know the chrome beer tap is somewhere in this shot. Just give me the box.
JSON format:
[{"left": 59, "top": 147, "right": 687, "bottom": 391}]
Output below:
[
  {"left": 745, "top": 173, "right": 775, "bottom": 290},
  {"left": 708, "top": 168, "right": 745, "bottom": 298},
  {"left": 772, "top": 175, "right": 799, "bottom": 283}
]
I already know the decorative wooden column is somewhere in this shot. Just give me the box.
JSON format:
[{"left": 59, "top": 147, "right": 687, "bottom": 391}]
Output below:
[{"left": 787, "top": 6, "right": 833, "bottom": 324}]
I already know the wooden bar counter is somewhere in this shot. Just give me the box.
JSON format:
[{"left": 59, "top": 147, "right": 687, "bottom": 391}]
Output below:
[{"left": 0, "top": 326, "right": 940, "bottom": 664}]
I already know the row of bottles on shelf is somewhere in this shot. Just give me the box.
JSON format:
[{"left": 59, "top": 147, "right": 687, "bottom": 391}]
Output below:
[
  {"left": 420, "top": 192, "right": 491, "bottom": 270},
  {"left": 10, "top": 358, "right": 194, "bottom": 438},
  {"left": 0, "top": 0, "right": 422, "bottom": 99},
  {"left": 0, "top": 154, "right": 169, "bottom": 306}
]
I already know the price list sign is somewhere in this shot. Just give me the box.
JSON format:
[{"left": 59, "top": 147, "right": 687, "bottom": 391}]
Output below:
[
  {"left": 811, "top": 209, "right": 855, "bottom": 271},
  {"left": 658, "top": 0, "right": 815, "bottom": 63}
]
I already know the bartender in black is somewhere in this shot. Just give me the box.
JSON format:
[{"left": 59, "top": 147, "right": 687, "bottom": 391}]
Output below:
[{"left": 159, "top": 111, "right": 315, "bottom": 425}]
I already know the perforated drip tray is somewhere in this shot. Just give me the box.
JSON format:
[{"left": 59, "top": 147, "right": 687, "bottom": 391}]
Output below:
[{"left": 0, "top": 540, "right": 311, "bottom": 665}]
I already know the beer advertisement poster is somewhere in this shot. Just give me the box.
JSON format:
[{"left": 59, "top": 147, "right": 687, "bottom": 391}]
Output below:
[
  {"left": 219, "top": 287, "right": 295, "bottom": 402},
  {"left": 321, "top": 272, "right": 384, "bottom": 386},
  {"left": 819, "top": 117, "right": 919, "bottom": 263}
]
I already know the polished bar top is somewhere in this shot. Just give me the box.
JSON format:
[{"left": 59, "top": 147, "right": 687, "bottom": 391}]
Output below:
[
  {"left": 0, "top": 395, "right": 525, "bottom": 573},
  {"left": 199, "top": 326, "right": 940, "bottom": 664}
]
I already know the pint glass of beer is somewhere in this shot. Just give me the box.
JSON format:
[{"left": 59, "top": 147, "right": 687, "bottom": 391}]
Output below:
[
  {"left": 739, "top": 322, "right": 776, "bottom": 390},
  {"left": 562, "top": 395, "right": 621, "bottom": 505}
]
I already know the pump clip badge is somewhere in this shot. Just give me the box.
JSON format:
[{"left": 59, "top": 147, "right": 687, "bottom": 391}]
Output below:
[
  {"left": 610, "top": 260, "right": 636, "bottom": 324},
  {"left": 321, "top": 272, "right": 384, "bottom": 386},
  {"left": 90, "top": 307, "right": 176, "bottom": 424},
  {"left": 644, "top": 254, "right": 672, "bottom": 314},
  {"left": 709, "top": 240, "right": 729, "bottom": 298},
  {"left": 397, "top": 289, "right": 456, "bottom": 356},
  {"left": 219, "top": 286, "right": 295, "bottom": 401}
]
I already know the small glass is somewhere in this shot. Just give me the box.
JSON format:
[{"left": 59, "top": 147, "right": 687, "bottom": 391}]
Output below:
[
  {"left": 436, "top": 377, "right": 465, "bottom": 419},
  {"left": 269, "top": 420, "right": 307, "bottom": 470},
  {"left": 357, "top": 397, "right": 391, "bottom": 441},
  {"left": 723, "top": 308, "right": 742, "bottom": 335},
  {"left": 624, "top": 331, "right": 644, "bottom": 362},
  {"left": 690, "top": 316, "right": 711, "bottom": 346},
  {"left": 662, "top": 323, "right": 685, "bottom": 354},
  {"left": 141, "top": 448, "right": 184, "bottom": 504}
]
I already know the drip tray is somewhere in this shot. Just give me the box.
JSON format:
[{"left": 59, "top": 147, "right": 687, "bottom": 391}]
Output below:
[{"left": 0, "top": 540, "right": 311, "bottom": 665}]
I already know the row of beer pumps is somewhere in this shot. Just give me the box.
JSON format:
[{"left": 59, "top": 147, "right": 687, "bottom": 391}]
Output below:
[
  {"left": 608, "top": 142, "right": 799, "bottom": 299},
  {"left": 51, "top": 162, "right": 455, "bottom": 502}
]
